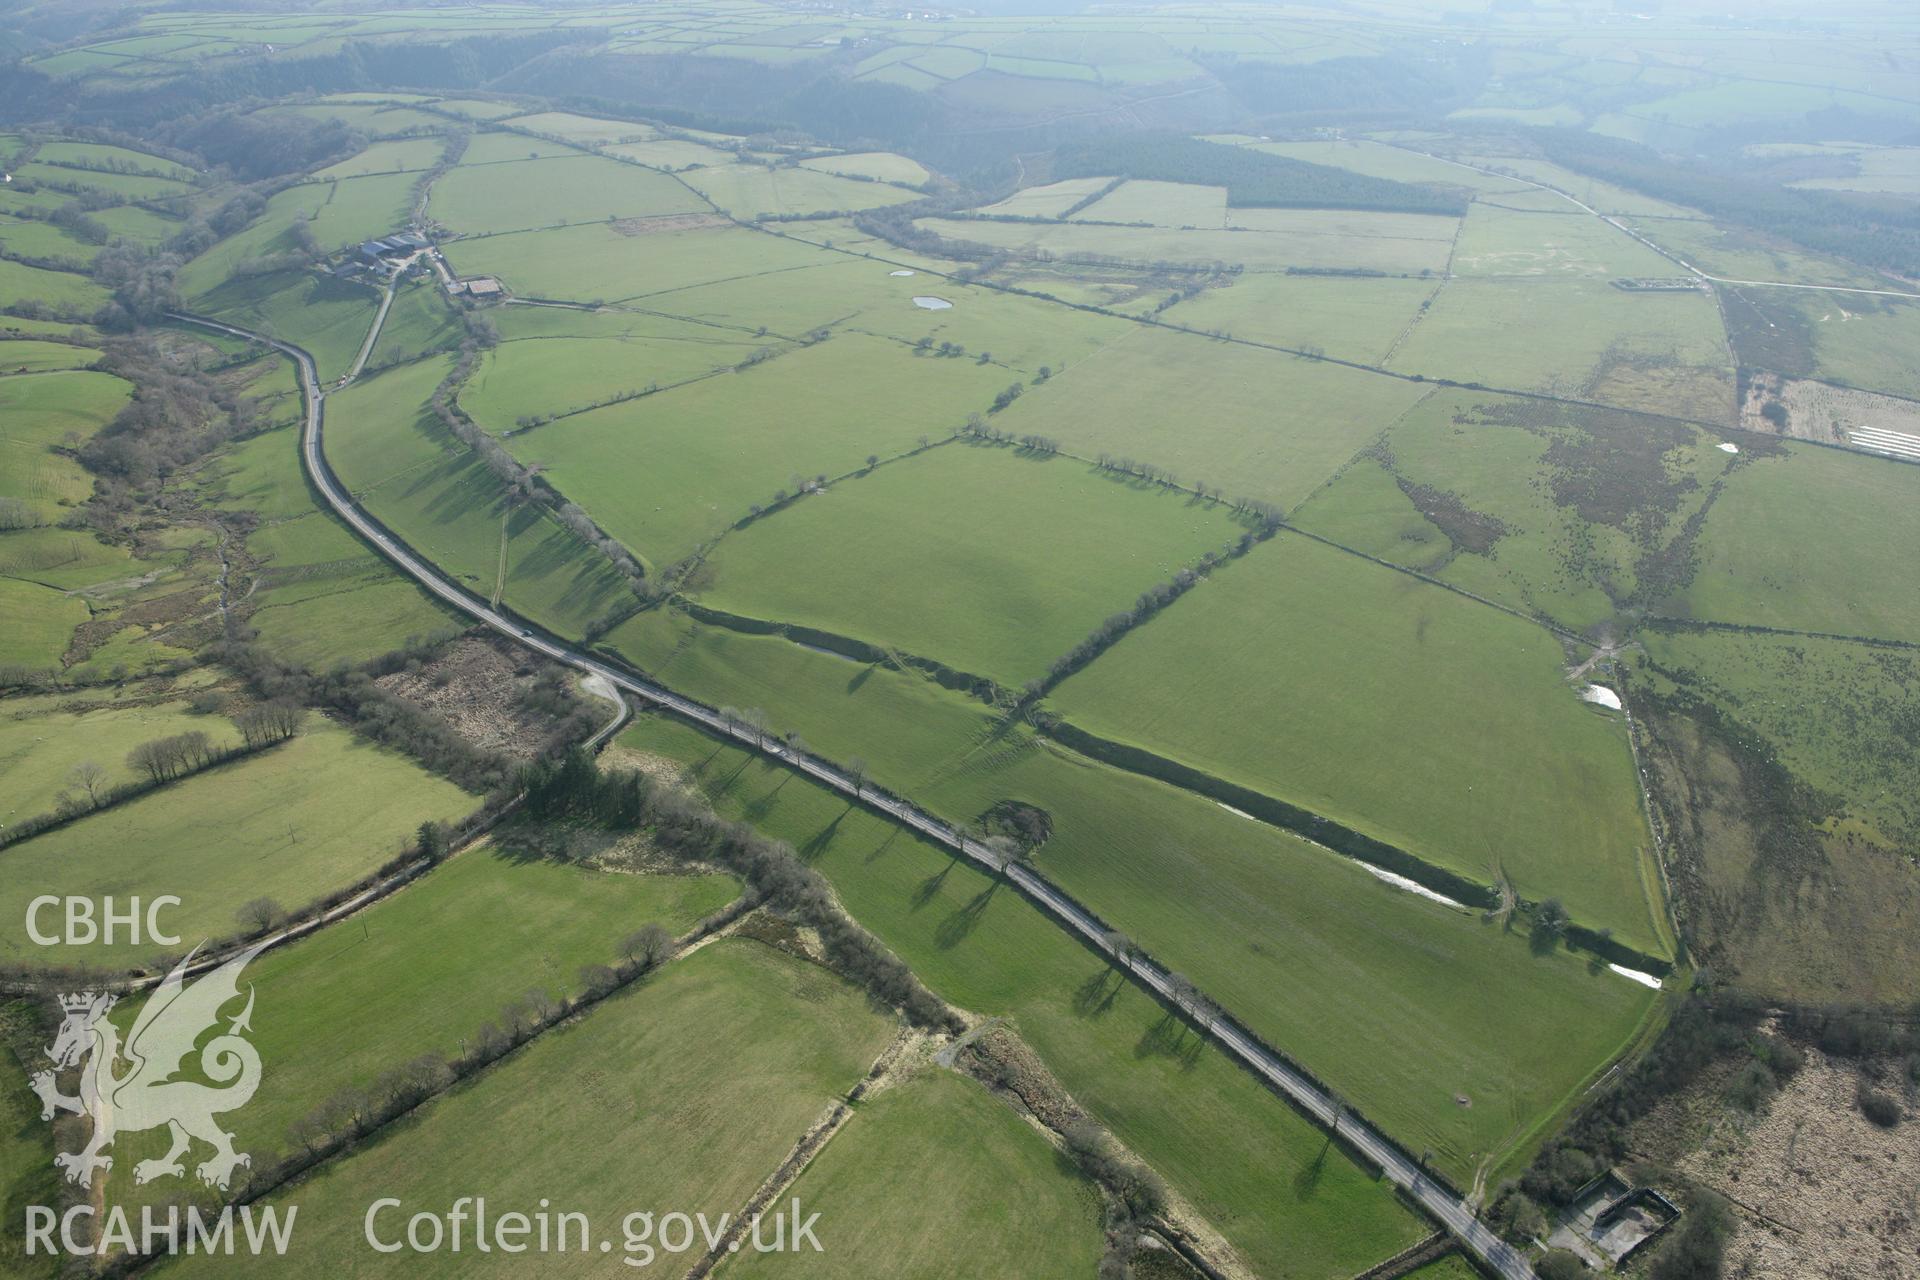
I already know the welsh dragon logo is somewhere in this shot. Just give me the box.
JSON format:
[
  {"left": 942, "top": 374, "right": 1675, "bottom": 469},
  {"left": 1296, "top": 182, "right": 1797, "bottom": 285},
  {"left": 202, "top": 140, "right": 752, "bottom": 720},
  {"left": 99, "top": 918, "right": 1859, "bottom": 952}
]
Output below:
[{"left": 30, "top": 942, "right": 268, "bottom": 1191}]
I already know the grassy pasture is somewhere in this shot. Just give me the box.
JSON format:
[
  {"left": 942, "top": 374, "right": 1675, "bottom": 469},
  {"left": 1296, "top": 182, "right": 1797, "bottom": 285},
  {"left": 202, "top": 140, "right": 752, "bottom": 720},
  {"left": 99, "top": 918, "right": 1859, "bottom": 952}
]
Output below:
[
  {"left": 164, "top": 938, "right": 895, "bottom": 1279},
  {"left": 1666, "top": 443, "right": 1920, "bottom": 643},
  {"left": 1640, "top": 629, "right": 1919, "bottom": 850},
  {"left": 797, "top": 150, "right": 929, "bottom": 185},
  {"left": 366, "top": 282, "right": 463, "bottom": 366},
  {"left": 429, "top": 155, "right": 706, "bottom": 235},
  {"left": 0, "top": 579, "right": 83, "bottom": 669},
  {"left": 326, "top": 359, "right": 636, "bottom": 637},
  {"left": 498, "top": 110, "right": 657, "bottom": 145},
  {"left": 1292, "top": 390, "right": 1735, "bottom": 635},
  {"left": 10, "top": 162, "right": 189, "bottom": 203},
  {"left": 1051, "top": 532, "right": 1666, "bottom": 949},
  {"left": 1447, "top": 204, "right": 1674, "bottom": 278},
  {"left": 444, "top": 222, "right": 823, "bottom": 304},
  {"left": 974, "top": 177, "right": 1115, "bottom": 218},
  {"left": 698, "top": 441, "right": 1248, "bottom": 684},
  {"left": 680, "top": 162, "right": 921, "bottom": 217},
  {"left": 1159, "top": 273, "right": 1436, "bottom": 363},
  {"left": 206, "top": 419, "right": 459, "bottom": 663},
  {"left": 1387, "top": 277, "right": 1733, "bottom": 421},
  {"left": 0, "top": 526, "right": 133, "bottom": 589},
  {"left": 1248, "top": 140, "right": 1528, "bottom": 195},
  {"left": 30, "top": 141, "right": 194, "bottom": 181},
  {"left": 100, "top": 845, "right": 737, "bottom": 1219},
  {"left": 1071, "top": 179, "right": 1224, "bottom": 227},
  {"left": 312, "top": 137, "right": 445, "bottom": 179},
  {"left": 0, "top": 719, "right": 475, "bottom": 966},
  {"left": 457, "top": 131, "right": 581, "bottom": 164},
  {"left": 729, "top": 1069, "right": 1104, "bottom": 1280},
  {"left": 619, "top": 712, "right": 1430, "bottom": 1277},
  {"left": 178, "top": 174, "right": 414, "bottom": 297},
  {"left": 925, "top": 214, "right": 1454, "bottom": 274},
  {"left": 89, "top": 204, "right": 183, "bottom": 246},
  {"left": 1803, "top": 295, "right": 1920, "bottom": 400},
  {"left": 605, "top": 616, "right": 1658, "bottom": 1178},
  {"left": 0, "top": 256, "right": 110, "bottom": 314},
  {"left": 263, "top": 103, "right": 450, "bottom": 136},
  {"left": 193, "top": 271, "right": 377, "bottom": 385},
  {"left": 0, "top": 691, "right": 236, "bottom": 820},
  {"left": 0, "top": 369, "right": 130, "bottom": 522},
  {"left": 461, "top": 309, "right": 769, "bottom": 431},
  {"left": 602, "top": 136, "right": 737, "bottom": 169},
  {"left": 988, "top": 326, "right": 1429, "bottom": 508},
  {"left": 0, "top": 214, "right": 106, "bottom": 265},
  {"left": 505, "top": 333, "right": 1007, "bottom": 565},
  {"left": 0, "top": 337, "right": 98, "bottom": 372}
]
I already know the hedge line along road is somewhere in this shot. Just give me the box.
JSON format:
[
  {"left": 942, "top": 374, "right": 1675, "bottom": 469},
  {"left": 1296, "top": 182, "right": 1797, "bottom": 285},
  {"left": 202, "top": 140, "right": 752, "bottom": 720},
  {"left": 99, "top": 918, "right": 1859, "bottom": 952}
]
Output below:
[{"left": 171, "top": 310, "right": 1539, "bottom": 1280}]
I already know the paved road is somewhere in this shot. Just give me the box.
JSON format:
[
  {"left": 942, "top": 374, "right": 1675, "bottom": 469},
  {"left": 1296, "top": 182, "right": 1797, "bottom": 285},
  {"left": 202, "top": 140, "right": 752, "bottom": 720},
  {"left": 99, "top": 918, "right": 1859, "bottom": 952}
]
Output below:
[{"left": 170, "top": 311, "right": 1538, "bottom": 1280}]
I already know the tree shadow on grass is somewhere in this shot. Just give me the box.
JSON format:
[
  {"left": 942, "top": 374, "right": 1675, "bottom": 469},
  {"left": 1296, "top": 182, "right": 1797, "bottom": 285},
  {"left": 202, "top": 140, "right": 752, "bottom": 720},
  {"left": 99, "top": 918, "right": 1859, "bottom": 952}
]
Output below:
[
  {"left": 741, "top": 770, "right": 793, "bottom": 822},
  {"left": 910, "top": 852, "right": 960, "bottom": 911},
  {"left": 862, "top": 824, "right": 901, "bottom": 865},
  {"left": 1134, "top": 1010, "right": 1203, "bottom": 1070},
  {"left": 934, "top": 884, "right": 997, "bottom": 949},
  {"left": 847, "top": 663, "right": 875, "bottom": 694},
  {"left": 795, "top": 805, "right": 849, "bottom": 863},
  {"left": 1293, "top": 1136, "right": 1331, "bottom": 1201},
  {"left": 1072, "top": 966, "right": 1122, "bottom": 1018}
]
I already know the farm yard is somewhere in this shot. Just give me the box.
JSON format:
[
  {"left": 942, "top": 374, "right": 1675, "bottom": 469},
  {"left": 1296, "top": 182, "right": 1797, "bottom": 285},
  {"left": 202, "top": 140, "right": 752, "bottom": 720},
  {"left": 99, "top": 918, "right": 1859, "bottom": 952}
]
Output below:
[{"left": 2, "top": 11, "right": 1918, "bottom": 1280}]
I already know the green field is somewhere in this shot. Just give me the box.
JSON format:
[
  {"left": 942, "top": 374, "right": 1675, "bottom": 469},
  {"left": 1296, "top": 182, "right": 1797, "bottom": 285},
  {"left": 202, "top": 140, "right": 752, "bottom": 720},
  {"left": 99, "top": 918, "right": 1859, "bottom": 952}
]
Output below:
[
  {"left": 1387, "top": 277, "right": 1733, "bottom": 420},
  {"left": 0, "top": 337, "right": 99, "bottom": 372},
  {"left": 989, "top": 326, "right": 1428, "bottom": 508},
  {"left": 193, "top": 271, "right": 379, "bottom": 385},
  {"left": 312, "top": 137, "right": 446, "bottom": 180},
  {"left": 925, "top": 211, "right": 1455, "bottom": 274},
  {"left": 0, "top": 578, "right": 83, "bottom": 668},
  {"left": 0, "top": 256, "right": 109, "bottom": 314},
  {"left": 1050, "top": 532, "right": 1666, "bottom": 949},
  {"left": 606, "top": 613, "right": 1658, "bottom": 1177},
  {"left": 325, "top": 358, "right": 637, "bottom": 637},
  {"left": 0, "top": 720, "right": 476, "bottom": 966},
  {"left": 1665, "top": 443, "right": 1920, "bottom": 643},
  {"left": 460, "top": 306, "right": 768, "bottom": 431},
  {"left": 1640, "top": 628, "right": 1919, "bottom": 851},
  {"left": 505, "top": 333, "right": 1007, "bottom": 565},
  {"left": 177, "top": 174, "right": 415, "bottom": 298},
  {"left": 164, "top": 938, "right": 896, "bottom": 1278},
  {"left": 0, "top": 689, "right": 237, "bottom": 818},
  {"left": 100, "top": 843, "right": 737, "bottom": 1215},
  {"left": 797, "top": 150, "right": 929, "bottom": 184},
  {"left": 365, "top": 282, "right": 463, "bottom": 366},
  {"left": 618, "top": 712, "right": 1429, "bottom": 1277},
  {"left": 0, "top": 369, "right": 130, "bottom": 522},
  {"left": 699, "top": 442, "right": 1248, "bottom": 684},
  {"left": 0, "top": 525, "right": 134, "bottom": 589},
  {"left": 429, "top": 154, "right": 706, "bottom": 236},
  {"left": 1159, "top": 273, "right": 1436, "bottom": 363},
  {"left": 1296, "top": 390, "right": 1737, "bottom": 635},
  {"left": 680, "top": 161, "right": 920, "bottom": 217},
  {"left": 729, "top": 1069, "right": 1104, "bottom": 1279},
  {"left": 444, "top": 221, "right": 826, "bottom": 304}
]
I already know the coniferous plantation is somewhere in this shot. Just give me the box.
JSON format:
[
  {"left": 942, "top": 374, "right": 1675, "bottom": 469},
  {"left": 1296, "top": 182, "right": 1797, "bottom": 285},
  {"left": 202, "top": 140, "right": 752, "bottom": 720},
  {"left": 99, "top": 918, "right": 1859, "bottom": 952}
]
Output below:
[{"left": 0, "top": 2, "right": 1916, "bottom": 1279}]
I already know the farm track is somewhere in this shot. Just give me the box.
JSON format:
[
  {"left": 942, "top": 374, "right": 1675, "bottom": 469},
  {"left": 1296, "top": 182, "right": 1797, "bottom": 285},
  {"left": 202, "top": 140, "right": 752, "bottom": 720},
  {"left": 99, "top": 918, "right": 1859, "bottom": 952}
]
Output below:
[{"left": 169, "top": 309, "right": 1541, "bottom": 1280}]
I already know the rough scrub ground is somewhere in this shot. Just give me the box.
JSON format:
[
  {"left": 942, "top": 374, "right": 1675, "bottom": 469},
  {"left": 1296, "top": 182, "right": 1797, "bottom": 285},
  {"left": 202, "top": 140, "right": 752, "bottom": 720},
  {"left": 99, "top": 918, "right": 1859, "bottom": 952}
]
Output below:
[
  {"left": 373, "top": 634, "right": 573, "bottom": 758},
  {"left": 1676, "top": 1046, "right": 1919, "bottom": 1279}
]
